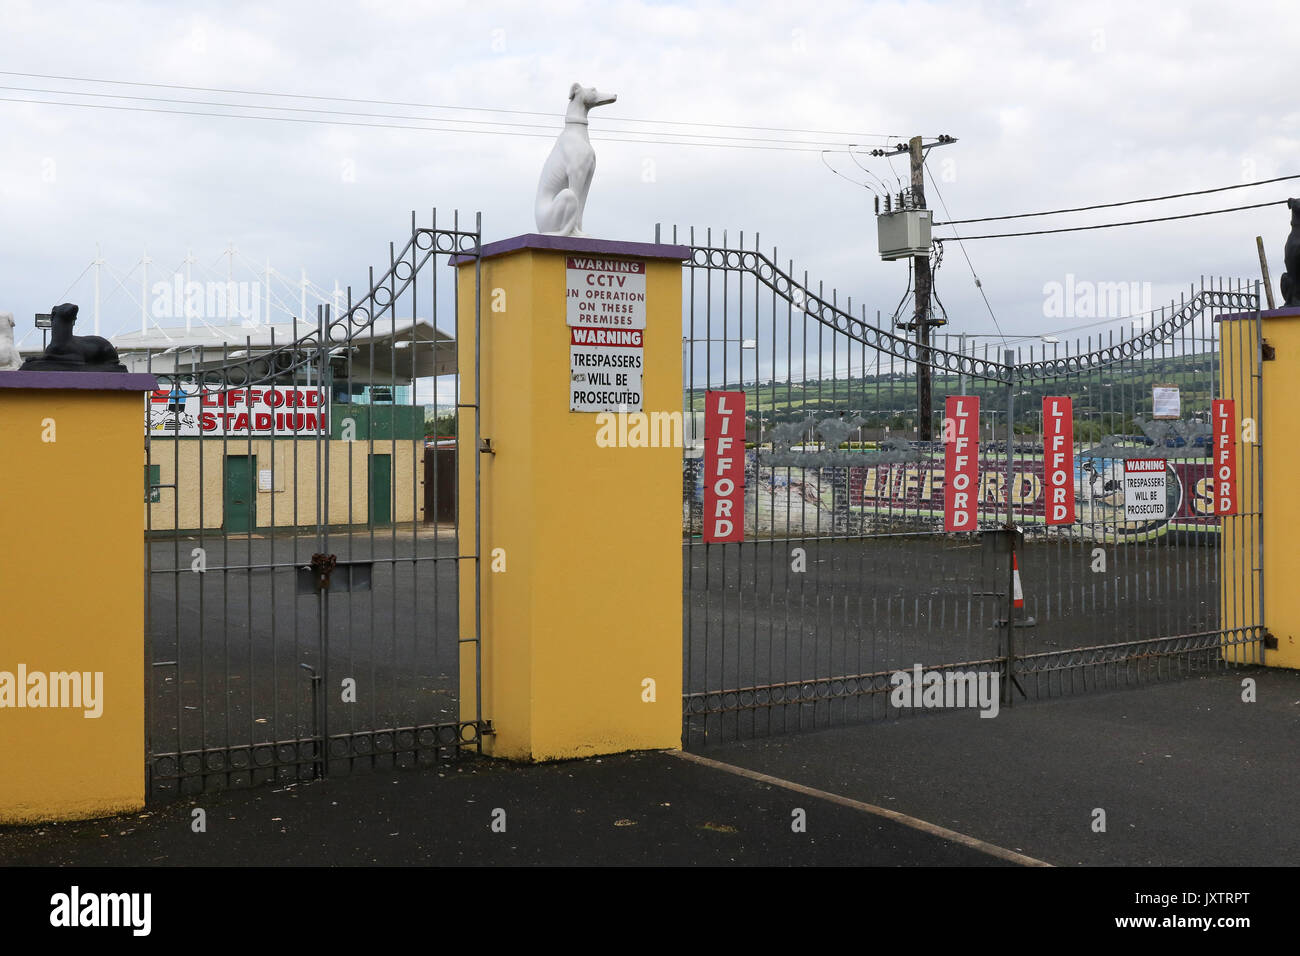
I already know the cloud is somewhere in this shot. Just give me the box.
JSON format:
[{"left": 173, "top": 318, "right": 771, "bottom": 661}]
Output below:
[{"left": 1, "top": 0, "right": 1296, "bottom": 359}]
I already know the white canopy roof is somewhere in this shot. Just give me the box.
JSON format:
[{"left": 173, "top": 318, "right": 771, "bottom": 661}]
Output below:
[{"left": 101, "top": 318, "right": 456, "bottom": 383}]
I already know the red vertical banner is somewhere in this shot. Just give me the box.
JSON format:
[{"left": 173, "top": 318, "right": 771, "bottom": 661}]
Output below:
[
  {"left": 1042, "top": 396, "right": 1075, "bottom": 525},
  {"left": 1213, "top": 399, "right": 1238, "bottom": 516},
  {"left": 943, "top": 396, "right": 979, "bottom": 532},
  {"left": 704, "top": 391, "right": 746, "bottom": 542}
]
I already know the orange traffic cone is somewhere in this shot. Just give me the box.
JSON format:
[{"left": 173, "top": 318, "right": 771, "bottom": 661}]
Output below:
[
  {"left": 1012, "top": 553, "right": 1024, "bottom": 610},
  {"left": 997, "top": 552, "right": 1035, "bottom": 628}
]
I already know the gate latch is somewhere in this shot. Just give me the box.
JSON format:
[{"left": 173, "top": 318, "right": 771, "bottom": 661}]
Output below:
[{"left": 309, "top": 553, "right": 337, "bottom": 592}]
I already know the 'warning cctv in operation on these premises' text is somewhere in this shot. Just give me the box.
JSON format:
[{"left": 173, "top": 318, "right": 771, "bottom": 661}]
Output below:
[{"left": 566, "top": 257, "right": 647, "bottom": 329}]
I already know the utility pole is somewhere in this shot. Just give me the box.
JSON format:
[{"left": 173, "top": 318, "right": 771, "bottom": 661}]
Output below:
[
  {"left": 908, "top": 135, "right": 934, "bottom": 441},
  {"left": 872, "top": 134, "right": 956, "bottom": 442}
]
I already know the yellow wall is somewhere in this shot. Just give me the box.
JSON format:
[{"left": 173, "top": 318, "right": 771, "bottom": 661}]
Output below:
[
  {"left": 146, "top": 439, "right": 423, "bottom": 530},
  {"left": 458, "top": 245, "right": 684, "bottom": 759},
  {"left": 0, "top": 388, "right": 145, "bottom": 822},
  {"left": 1239, "top": 311, "right": 1300, "bottom": 668}
]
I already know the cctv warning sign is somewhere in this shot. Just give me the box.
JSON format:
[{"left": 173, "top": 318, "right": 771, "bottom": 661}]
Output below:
[
  {"left": 566, "top": 257, "right": 647, "bottom": 329},
  {"left": 704, "top": 391, "right": 745, "bottom": 543}
]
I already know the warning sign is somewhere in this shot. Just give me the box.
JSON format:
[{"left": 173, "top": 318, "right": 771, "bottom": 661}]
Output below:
[
  {"left": 1124, "top": 458, "right": 1168, "bottom": 520},
  {"left": 569, "top": 326, "right": 643, "bottom": 412},
  {"left": 566, "top": 257, "right": 647, "bottom": 329}
]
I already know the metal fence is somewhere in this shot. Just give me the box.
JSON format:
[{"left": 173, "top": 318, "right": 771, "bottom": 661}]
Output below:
[
  {"left": 674, "top": 226, "right": 1265, "bottom": 746},
  {"left": 143, "top": 211, "right": 486, "bottom": 798}
]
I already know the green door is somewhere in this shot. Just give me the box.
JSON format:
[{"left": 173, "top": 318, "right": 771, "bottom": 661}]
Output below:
[
  {"left": 369, "top": 453, "right": 392, "bottom": 526},
  {"left": 224, "top": 455, "right": 255, "bottom": 533}
]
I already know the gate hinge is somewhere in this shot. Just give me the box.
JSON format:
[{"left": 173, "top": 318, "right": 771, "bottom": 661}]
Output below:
[
  {"left": 479, "top": 438, "right": 496, "bottom": 455},
  {"left": 308, "top": 553, "right": 337, "bottom": 592},
  {"left": 1263, "top": 631, "right": 1279, "bottom": 650},
  {"left": 1262, "top": 340, "right": 1276, "bottom": 361}
]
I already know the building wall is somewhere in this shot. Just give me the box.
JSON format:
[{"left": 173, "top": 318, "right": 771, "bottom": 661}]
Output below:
[
  {"left": 146, "top": 438, "right": 423, "bottom": 531},
  {"left": 329, "top": 403, "right": 425, "bottom": 439}
]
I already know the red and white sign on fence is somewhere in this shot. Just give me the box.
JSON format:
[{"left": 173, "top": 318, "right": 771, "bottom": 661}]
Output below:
[
  {"left": 1213, "top": 398, "right": 1238, "bottom": 516},
  {"left": 148, "top": 386, "right": 328, "bottom": 437},
  {"left": 943, "top": 396, "right": 979, "bottom": 532},
  {"left": 1042, "top": 396, "right": 1075, "bottom": 525},
  {"left": 704, "top": 391, "right": 745, "bottom": 543}
]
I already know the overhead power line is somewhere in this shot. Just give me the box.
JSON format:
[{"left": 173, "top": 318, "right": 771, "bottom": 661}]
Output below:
[
  {"left": 0, "top": 95, "right": 875, "bottom": 152},
  {"left": 941, "top": 199, "right": 1286, "bottom": 239},
  {"left": 819, "top": 150, "right": 878, "bottom": 191},
  {"left": 924, "top": 166, "right": 1007, "bottom": 344},
  {"left": 0, "top": 93, "right": 894, "bottom": 153},
  {"left": 0, "top": 84, "right": 870, "bottom": 148},
  {"left": 934, "top": 173, "right": 1300, "bottom": 226},
  {"left": 0, "top": 70, "right": 899, "bottom": 142}
]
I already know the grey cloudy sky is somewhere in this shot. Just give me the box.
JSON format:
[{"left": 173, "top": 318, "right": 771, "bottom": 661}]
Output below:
[{"left": 1, "top": 0, "right": 1297, "bottom": 367}]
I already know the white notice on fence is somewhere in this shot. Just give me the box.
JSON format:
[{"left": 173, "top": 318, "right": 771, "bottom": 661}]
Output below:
[
  {"left": 1152, "top": 385, "right": 1180, "bottom": 419},
  {"left": 1124, "top": 458, "right": 1168, "bottom": 521},
  {"left": 570, "top": 326, "right": 643, "bottom": 413},
  {"left": 566, "top": 256, "right": 647, "bottom": 329}
]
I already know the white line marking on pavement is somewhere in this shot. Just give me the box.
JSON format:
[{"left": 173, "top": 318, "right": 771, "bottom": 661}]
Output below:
[{"left": 671, "top": 750, "right": 1053, "bottom": 867}]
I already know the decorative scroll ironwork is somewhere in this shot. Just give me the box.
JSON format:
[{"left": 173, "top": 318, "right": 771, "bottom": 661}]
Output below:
[{"left": 687, "top": 241, "right": 1259, "bottom": 385}]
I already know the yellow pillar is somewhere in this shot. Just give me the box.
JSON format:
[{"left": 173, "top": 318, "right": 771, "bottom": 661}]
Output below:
[
  {"left": 1223, "top": 307, "right": 1300, "bottom": 669},
  {"left": 0, "top": 371, "right": 155, "bottom": 822},
  {"left": 456, "top": 236, "right": 687, "bottom": 760}
]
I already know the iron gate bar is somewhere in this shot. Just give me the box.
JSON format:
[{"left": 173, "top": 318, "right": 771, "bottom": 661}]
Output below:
[
  {"left": 676, "top": 223, "right": 1263, "bottom": 745},
  {"left": 146, "top": 210, "right": 487, "bottom": 798}
]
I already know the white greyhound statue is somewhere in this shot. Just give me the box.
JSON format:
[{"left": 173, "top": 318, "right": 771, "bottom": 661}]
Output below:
[
  {"left": 0, "top": 313, "right": 22, "bottom": 371},
  {"left": 535, "top": 83, "right": 617, "bottom": 237}
]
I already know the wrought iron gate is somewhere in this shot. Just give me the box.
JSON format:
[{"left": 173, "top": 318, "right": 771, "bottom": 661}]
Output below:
[
  {"left": 144, "top": 211, "right": 487, "bottom": 797},
  {"left": 676, "top": 226, "right": 1265, "bottom": 746}
]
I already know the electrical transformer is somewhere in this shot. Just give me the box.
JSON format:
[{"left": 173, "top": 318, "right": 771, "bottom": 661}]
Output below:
[{"left": 877, "top": 209, "right": 932, "bottom": 261}]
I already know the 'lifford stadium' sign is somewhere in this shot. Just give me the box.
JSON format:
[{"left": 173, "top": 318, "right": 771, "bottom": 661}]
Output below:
[{"left": 148, "top": 386, "right": 330, "bottom": 437}]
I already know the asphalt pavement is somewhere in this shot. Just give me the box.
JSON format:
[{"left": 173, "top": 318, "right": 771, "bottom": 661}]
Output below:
[
  {"left": 3, "top": 666, "right": 1295, "bottom": 867},
  {"left": 705, "top": 665, "right": 1300, "bottom": 866},
  {"left": 0, "top": 750, "right": 1011, "bottom": 867}
]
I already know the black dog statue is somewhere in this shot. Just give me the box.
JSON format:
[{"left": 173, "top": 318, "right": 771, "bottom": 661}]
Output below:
[
  {"left": 20, "top": 302, "right": 126, "bottom": 372},
  {"left": 1281, "top": 198, "right": 1300, "bottom": 308}
]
